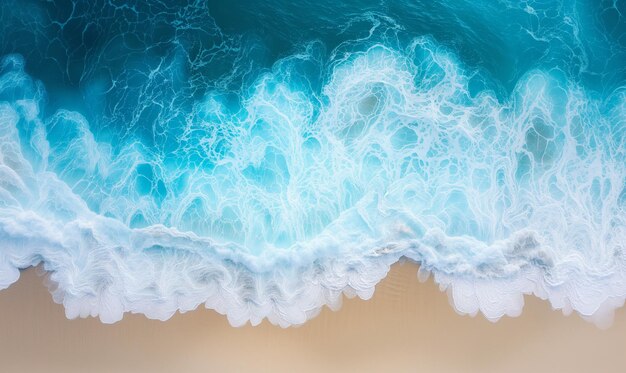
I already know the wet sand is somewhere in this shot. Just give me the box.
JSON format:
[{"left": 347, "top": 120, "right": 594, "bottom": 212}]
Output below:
[{"left": 1, "top": 262, "right": 625, "bottom": 372}]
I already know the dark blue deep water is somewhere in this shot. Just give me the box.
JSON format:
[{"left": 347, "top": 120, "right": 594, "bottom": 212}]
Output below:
[{"left": 0, "top": 0, "right": 624, "bottom": 326}]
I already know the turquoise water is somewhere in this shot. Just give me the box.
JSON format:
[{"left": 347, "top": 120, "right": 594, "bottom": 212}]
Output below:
[{"left": 0, "top": 0, "right": 624, "bottom": 326}]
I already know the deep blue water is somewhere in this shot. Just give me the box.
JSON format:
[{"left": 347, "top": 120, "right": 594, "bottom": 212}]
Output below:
[{"left": 0, "top": 0, "right": 624, "bottom": 326}]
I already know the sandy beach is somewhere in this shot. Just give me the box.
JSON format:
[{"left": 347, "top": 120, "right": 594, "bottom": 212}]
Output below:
[{"left": 0, "top": 262, "right": 625, "bottom": 372}]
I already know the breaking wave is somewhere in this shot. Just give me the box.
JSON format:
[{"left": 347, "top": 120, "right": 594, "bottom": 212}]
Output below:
[{"left": 0, "top": 0, "right": 624, "bottom": 327}]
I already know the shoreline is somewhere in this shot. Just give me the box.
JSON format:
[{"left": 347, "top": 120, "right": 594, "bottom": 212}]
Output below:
[{"left": 1, "top": 263, "right": 625, "bottom": 372}]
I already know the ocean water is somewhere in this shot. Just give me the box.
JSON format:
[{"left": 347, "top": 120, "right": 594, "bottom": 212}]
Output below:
[{"left": 0, "top": 0, "right": 624, "bottom": 327}]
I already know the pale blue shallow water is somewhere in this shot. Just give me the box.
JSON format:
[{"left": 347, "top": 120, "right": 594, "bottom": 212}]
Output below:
[{"left": 0, "top": 0, "right": 624, "bottom": 326}]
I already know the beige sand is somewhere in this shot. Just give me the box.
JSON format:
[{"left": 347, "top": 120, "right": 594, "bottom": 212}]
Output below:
[{"left": 1, "top": 263, "right": 625, "bottom": 373}]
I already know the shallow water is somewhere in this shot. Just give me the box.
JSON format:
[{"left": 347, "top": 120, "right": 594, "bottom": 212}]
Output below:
[{"left": 0, "top": 0, "right": 624, "bottom": 326}]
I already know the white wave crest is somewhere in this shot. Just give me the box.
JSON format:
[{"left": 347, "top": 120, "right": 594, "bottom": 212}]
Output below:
[{"left": 0, "top": 38, "right": 624, "bottom": 327}]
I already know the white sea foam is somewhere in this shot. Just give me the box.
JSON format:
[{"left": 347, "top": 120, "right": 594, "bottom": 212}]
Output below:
[{"left": 0, "top": 37, "right": 624, "bottom": 327}]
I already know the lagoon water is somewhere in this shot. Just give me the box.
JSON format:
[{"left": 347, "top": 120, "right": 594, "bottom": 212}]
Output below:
[{"left": 0, "top": 0, "right": 624, "bottom": 326}]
